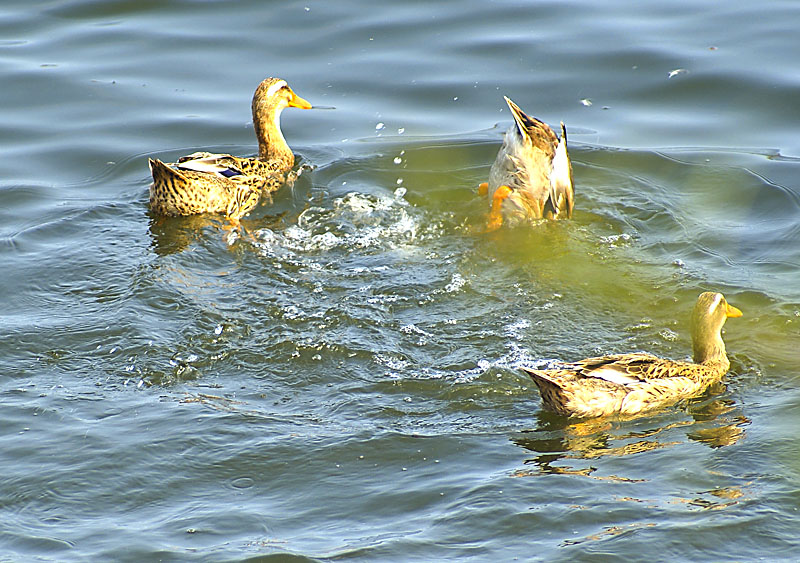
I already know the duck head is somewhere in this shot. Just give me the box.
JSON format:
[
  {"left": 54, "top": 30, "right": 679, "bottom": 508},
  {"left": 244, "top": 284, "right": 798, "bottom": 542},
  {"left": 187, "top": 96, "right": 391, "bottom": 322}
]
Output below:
[
  {"left": 691, "top": 291, "right": 742, "bottom": 365},
  {"left": 251, "top": 77, "right": 312, "bottom": 161}
]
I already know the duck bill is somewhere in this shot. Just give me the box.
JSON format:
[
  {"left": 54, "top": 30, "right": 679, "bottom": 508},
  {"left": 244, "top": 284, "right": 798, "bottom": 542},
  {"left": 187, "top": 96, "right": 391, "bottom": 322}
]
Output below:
[
  {"left": 726, "top": 303, "right": 743, "bottom": 318},
  {"left": 289, "top": 93, "right": 312, "bottom": 109}
]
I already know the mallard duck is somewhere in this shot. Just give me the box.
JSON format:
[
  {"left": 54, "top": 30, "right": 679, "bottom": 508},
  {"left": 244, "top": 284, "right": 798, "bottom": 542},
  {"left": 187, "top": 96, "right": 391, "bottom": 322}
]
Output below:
[
  {"left": 522, "top": 292, "right": 742, "bottom": 418},
  {"left": 149, "top": 77, "right": 312, "bottom": 220},
  {"left": 478, "top": 97, "right": 573, "bottom": 230}
]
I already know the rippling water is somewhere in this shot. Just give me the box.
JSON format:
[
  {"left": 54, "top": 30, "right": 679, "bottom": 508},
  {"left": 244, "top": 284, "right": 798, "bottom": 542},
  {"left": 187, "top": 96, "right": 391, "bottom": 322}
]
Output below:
[{"left": 2, "top": 0, "right": 799, "bottom": 560}]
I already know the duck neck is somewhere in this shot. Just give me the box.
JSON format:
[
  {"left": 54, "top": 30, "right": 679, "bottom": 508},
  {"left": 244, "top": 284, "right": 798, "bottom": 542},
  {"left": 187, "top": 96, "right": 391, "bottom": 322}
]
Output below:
[
  {"left": 692, "top": 334, "right": 729, "bottom": 371},
  {"left": 253, "top": 106, "right": 294, "bottom": 169}
]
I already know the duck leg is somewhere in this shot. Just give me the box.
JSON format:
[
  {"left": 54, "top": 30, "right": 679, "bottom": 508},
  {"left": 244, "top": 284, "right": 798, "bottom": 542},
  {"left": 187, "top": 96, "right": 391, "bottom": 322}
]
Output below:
[{"left": 486, "top": 185, "right": 512, "bottom": 232}]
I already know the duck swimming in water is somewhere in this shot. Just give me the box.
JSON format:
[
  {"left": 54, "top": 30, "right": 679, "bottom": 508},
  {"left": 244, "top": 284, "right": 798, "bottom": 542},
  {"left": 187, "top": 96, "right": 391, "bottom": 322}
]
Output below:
[
  {"left": 149, "top": 77, "right": 312, "bottom": 222},
  {"left": 522, "top": 292, "right": 742, "bottom": 418}
]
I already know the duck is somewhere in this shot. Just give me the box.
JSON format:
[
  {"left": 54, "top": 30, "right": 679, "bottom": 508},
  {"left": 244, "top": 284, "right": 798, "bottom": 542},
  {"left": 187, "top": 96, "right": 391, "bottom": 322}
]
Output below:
[
  {"left": 478, "top": 97, "right": 573, "bottom": 230},
  {"left": 149, "top": 77, "right": 312, "bottom": 221},
  {"left": 521, "top": 292, "right": 743, "bottom": 418}
]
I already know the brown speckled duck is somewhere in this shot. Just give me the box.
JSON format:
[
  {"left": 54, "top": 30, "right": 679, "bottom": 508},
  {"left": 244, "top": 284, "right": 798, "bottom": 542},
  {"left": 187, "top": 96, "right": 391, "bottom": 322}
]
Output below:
[
  {"left": 522, "top": 292, "right": 743, "bottom": 418},
  {"left": 149, "top": 77, "right": 312, "bottom": 222},
  {"left": 479, "top": 97, "right": 573, "bottom": 230}
]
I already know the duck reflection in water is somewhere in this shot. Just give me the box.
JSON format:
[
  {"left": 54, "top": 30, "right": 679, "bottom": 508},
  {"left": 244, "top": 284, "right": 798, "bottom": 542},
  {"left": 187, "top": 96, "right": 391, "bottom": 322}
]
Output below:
[{"left": 511, "top": 395, "right": 750, "bottom": 480}]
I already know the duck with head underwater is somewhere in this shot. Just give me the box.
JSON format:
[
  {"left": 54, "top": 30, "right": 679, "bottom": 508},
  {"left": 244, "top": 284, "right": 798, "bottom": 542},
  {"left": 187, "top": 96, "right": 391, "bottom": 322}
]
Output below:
[
  {"left": 522, "top": 292, "right": 743, "bottom": 418},
  {"left": 479, "top": 96, "right": 574, "bottom": 230},
  {"left": 148, "top": 77, "right": 312, "bottom": 224}
]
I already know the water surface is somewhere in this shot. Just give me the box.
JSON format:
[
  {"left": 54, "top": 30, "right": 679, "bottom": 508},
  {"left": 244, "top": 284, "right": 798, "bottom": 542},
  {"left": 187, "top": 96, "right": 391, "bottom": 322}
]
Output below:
[{"left": 1, "top": 1, "right": 799, "bottom": 560}]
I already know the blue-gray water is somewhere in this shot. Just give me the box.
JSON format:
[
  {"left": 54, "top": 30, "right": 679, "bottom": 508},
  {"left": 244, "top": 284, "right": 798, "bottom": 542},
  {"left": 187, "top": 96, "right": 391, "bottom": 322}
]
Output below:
[{"left": 2, "top": 1, "right": 799, "bottom": 561}]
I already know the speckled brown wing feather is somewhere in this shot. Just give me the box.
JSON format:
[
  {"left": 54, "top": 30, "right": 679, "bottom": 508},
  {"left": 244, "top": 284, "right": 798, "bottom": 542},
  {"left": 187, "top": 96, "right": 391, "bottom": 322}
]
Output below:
[
  {"left": 568, "top": 353, "right": 707, "bottom": 381},
  {"left": 175, "top": 152, "right": 289, "bottom": 193}
]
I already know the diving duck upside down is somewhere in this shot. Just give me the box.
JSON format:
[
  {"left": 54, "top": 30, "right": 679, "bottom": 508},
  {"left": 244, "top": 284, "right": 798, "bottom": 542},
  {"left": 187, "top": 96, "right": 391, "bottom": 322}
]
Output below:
[
  {"left": 148, "top": 77, "right": 312, "bottom": 222},
  {"left": 522, "top": 292, "right": 742, "bottom": 418},
  {"left": 479, "top": 96, "right": 574, "bottom": 230}
]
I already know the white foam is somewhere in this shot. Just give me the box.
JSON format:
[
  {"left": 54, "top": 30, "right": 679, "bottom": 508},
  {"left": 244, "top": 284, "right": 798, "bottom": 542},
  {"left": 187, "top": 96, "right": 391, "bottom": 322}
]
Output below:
[{"left": 254, "top": 191, "right": 423, "bottom": 260}]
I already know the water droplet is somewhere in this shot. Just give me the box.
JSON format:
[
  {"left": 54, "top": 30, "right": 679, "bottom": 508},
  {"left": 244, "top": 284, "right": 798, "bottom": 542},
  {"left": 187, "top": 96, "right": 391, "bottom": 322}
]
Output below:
[
  {"left": 232, "top": 477, "right": 254, "bottom": 489},
  {"left": 393, "top": 156, "right": 402, "bottom": 164},
  {"left": 375, "top": 122, "right": 385, "bottom": 131}
]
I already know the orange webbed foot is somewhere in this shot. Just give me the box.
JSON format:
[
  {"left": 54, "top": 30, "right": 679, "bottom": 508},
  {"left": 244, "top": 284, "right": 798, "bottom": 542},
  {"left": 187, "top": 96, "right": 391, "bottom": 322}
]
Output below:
[
  {"left": 220, "top": 216, "right": 247, "bottom": 244},
  {"left": 486, "top": 185, "right": 512, "bottom": 232},
  {"left": 477, "top": 182, "right": 489, "bottom": 196}
]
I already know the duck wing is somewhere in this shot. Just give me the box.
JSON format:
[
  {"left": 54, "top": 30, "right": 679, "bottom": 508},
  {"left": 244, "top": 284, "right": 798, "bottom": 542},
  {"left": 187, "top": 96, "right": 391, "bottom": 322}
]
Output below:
[
  {"left": 568, "top": 353, "right": 701, "bottom": 385},
  {"left": 175, "top": 152, "right": 249, "bottom": 178},
  {"left": 176, "top": 151, "right": 287, "bottom": 185}
]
